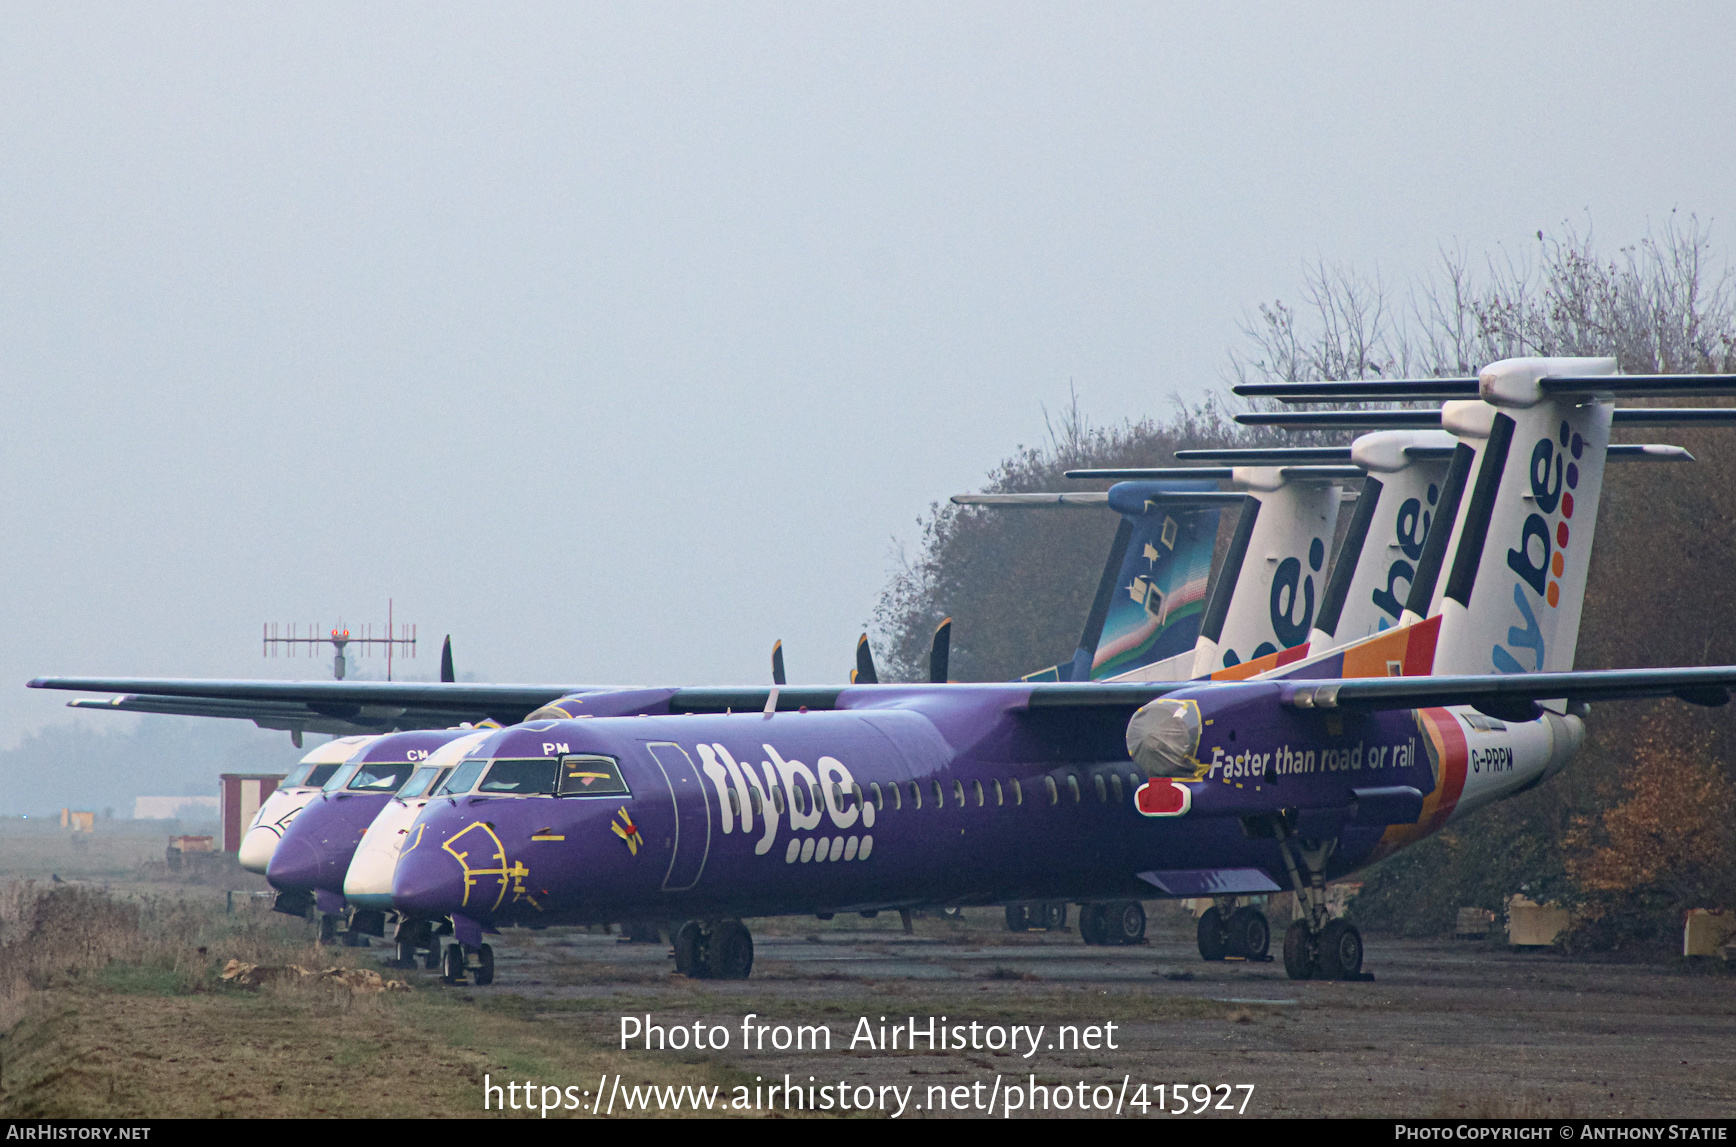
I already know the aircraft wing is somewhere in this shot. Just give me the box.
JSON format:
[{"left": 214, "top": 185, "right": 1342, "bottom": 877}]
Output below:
[
  {"left": 1277, "top": 666, "right": 1736, "bottom": 717},
  {"left": 28, "top": 677, "right": 603, "bottom": 735}
]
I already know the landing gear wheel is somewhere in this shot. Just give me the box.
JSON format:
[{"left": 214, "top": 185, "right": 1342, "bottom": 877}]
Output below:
[
  {"left": 423, "top": 942, "right": 443, "bottom": 971},
  {"left": 1315, "top": 920, "right": 1363, "bottom": 980},
  {"left": 394, "top": 938, "right": 417, "bottom": 968},
  {"left": 440, "top": 942, "right": 466, "bottom": 985},
  {"left": 1196, "top": 908, "right": 1227, "bottom": 960},
  {"left": 1109, "top": 900, "right": 1146, "bottom": 945},
  {"left": 710, "top": 921, "right": 754, "bottom": 980},
  {"left": 317, "top": 913, "right": 337, "bottom": 945},
  {"left": 472, "top": 943, "right": 495, "bottom": 986},
  {"left": 1283, "top": 921, "right": 1313, "bottom": 980},
  {"left": 1079, "top": 903, "right": 1107, "bottom": 945},
  {"left": 673, "top": 921, "right": 711, "bottom": 978},
  {"left": 1226, "top": 907, "right": 1270, "bottom": 959},
  {"left": 1042, "top": 902, "right": 1067, "bottom": 930},
  {"left": 1004, "top": 904, "right": 1031, "bottom": 932}
]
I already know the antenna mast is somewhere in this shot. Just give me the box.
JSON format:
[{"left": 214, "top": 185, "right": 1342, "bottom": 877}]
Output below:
[{"left": 262, "top": 599, "right": 417, "bottom": 680}]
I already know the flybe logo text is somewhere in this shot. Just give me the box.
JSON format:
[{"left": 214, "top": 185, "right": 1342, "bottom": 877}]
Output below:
[
  {"left": 694, "top": 743, "right": 870, "bottom": 858},
  {"left": 1494, "top": 423, "right": 1583, "bottom": 674}
]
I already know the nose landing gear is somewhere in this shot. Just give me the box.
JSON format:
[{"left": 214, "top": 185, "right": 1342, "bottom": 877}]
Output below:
[
  {"left": 672, "top": 919, "right": 755, "bottom": 980},
  {"left": 438, "top": 941, "right": 495, "bottom": 986}
]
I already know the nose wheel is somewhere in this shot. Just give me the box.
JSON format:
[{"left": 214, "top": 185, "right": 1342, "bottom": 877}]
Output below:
[
  {"left": 438, "top": 941, "right": 495, "bottom": 986},
  {"left": 672, "top": 920, "right": 755, "bottom": 979}
]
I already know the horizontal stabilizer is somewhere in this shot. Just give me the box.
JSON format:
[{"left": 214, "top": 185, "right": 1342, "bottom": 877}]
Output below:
[
  {"left": 1539, "top": 374, "right": 1736, "bottom": 397},
  {"left": 952, "top": 491, "right": 1245, "bottom": 508},
  {"left": 1233, "top": 379, "right": 1480, "bottom": 401}
]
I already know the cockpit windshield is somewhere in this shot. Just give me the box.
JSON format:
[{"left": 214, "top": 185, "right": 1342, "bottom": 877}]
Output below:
[
  {"left": 436, "top": 758, "right": 489, "bottom": 796},
  {"left": 395, "top": 765, "right": 447, "bottom": 800},
  {"left": 347, "top": 761, "right": 417, "bottom": 792},
  {"left": 321, "top": 763, "right": 363, "bottom": 792},
  {"left": 281, "top": 763, "right": 314, "bottom": 787},
  {"left": 477, "top": 759, "right": 561, "bottom": 796}
]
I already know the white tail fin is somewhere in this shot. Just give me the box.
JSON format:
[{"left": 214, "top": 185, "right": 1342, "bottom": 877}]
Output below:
[
  {"left": 1191, "top": 469, "right": 1342, "bottom": 675},
  {"left": 1308, "top": 430, "right": 1456, "bottom": 648},
  {"left": 1422, "top": 357, "right": 1616, "bottom": 679}
]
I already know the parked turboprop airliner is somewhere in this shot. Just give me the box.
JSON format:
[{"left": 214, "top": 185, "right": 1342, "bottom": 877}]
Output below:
[{"left": 28, "top": 357, "right": 1736, "bottom": 984}]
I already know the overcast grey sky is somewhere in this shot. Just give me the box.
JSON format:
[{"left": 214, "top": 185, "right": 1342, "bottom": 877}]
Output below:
[{"left": 5, "top": 3, "right": 1734, "bottom": 745}]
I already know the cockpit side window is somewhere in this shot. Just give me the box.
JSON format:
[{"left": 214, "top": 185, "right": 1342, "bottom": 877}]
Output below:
[
  {"left": 282, "top": 763, "right": 314, "bottom": 787},
  {"left": 478, "top": 758, "right": 561, "bottom": 796},
  {"left": 557, "top": 755, "right": 630, "bottom": 797},
  {"left": 437, "top": 758, "right": 489, "bottom": 796},
  {"left": 347, "top": 762, "right": 417, "bottom": 792},
  {"left": 304, "top": 764, "right": 341, "bottom": 788}
]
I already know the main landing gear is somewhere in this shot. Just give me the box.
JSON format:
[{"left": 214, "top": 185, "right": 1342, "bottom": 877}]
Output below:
[
  {"left": 390, "top": 917, "right": 444, "bottom": 970},
  {"left": 1004, "top": 901, "right": 1067, "bottom": 932},
  {"left": 1195, "top": 899, "right": 1271, "bottom": 961},
  {"left": 672, "top": 919, "right": 755, "bottom": 980},
  {"left": 1263, "top": 819, "right": 1370, "bottom": 982},
  {"left": 1079, "top": 900, "right": 1147, "bottom": 946},
  {"left": 438, "top": 940, "right": 495, "bottom": 986}
]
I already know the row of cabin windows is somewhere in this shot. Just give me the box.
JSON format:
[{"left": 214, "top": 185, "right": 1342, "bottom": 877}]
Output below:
[{"left": 718, "top": 768, "right": 1147, "bottom": 819}]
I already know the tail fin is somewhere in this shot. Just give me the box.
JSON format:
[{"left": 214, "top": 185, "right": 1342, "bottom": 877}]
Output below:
[
  {"left": 1307, "top": 431, "right": 1457, "bottom": 647},
  {"left": 1190, "top": 469, "right": 1344, "bottom": 675},
  {"left": 1086, "top": 483, "right": 1221, "bottom": 680},
  {"left": 1423, "top": 357, "right": 1619, "bottom": 678}
]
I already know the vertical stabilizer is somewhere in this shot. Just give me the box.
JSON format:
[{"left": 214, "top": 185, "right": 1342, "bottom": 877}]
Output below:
[
  {"left": 1309, "top": 430, "right": 1455, "bottom": 648},
  {"left": 1190, "top": 470, "right": 1342, "bottom": 676},
  {"left": 1086, "top": 483, "right": 1221, "bottom": 679},
  {"left": 1427, "top": 357, "right": 1617, "bottom": 680}
]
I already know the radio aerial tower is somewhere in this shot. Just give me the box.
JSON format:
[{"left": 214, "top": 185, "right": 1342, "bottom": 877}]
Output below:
[{"left": 262, "top": 599, "right": 417, "bottom": 680}]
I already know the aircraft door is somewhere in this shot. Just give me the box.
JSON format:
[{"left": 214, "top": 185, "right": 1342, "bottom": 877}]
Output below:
[{"left": 646, "top": 742, "right": 711, "bottom": 892}]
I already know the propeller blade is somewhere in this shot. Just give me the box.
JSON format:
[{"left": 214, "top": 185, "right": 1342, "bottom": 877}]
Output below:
[
  {"left": 772, "top": 640, "right": 787, "bottom": 686},
  {"left": 855, "top": 634, "right": 880, "bottom": 685},
  {"left": 929, "top": 618, "right": 952, "bottom": 683},
  {"left": 440, "top": 636, "right": 455, "bottom": 684}
]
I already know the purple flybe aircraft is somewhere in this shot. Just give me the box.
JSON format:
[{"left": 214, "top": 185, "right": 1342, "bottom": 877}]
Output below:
[{"left": 29, "top": 356, "right": 1736, "bottom": 984}]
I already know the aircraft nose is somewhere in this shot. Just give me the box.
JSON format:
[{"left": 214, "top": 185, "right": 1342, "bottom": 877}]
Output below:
[
  {"left": 237, "top": 825, "right": 281, "bottom": 874},
  {"left": 266, "top": 836, "right": 322, "bottom": 891},
  {"left": 393, "top": 848, "right": 465, "bottom": 917}
]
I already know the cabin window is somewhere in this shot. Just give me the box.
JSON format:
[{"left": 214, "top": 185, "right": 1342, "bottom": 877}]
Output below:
[
  {"left": 1093, "top": 774, "right": 1107, "bottom": 803},
  {"left": 1110, "top": 774, "right": 1124, "bottom": 804},
  {"left": 771, "top": 783, "right": 786, "bottom": 815},
  {"left": 727, "top": 789, "right": 740, "bottom": 816},
  {"left": 850, "top": 783, "right": 864, "bottom": 810},
  {"left": 1044, "top": 776, "right": 1058, "bottom": 805},
  {"left": 870, "top": 782, "right": 884, "bottom": 810},
  {"left": 812, "top": 784, "right": 825, "bottom": 815},
  {"left": 972, "top": 780, "right": 984, "bottom": 807},
  {"left": 1067, "top": 775, "right": 1081, "bottom": 803},
  {"left": 910, "top": 781, "right": 922, "bottom": 809},
  {"left": 437, "top": 758, "right": 488, "bottom": 796},
  {"left": 749, "top": 788, "right": 763, "bottom": 815},
  {"left": 790, "top": 782, "right": 808, "bottom": 817},
  {"left": 558, "top": 755, "right": 630, "bottom": 797},
  {"left": 890, "top": 782, "right": 903, "bottom": 810},
  {"left": 993, "top": 779, "right": 1004, "bottom": 807},
  {"left": 953, "top": 780, "right": 966, "bottom": 807},
  {"left": 1011, "top": 778, "right": 1023, "bottom": 806},
  {"left": 932, "top": 780, "right": 944, "bottom": 808}
]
